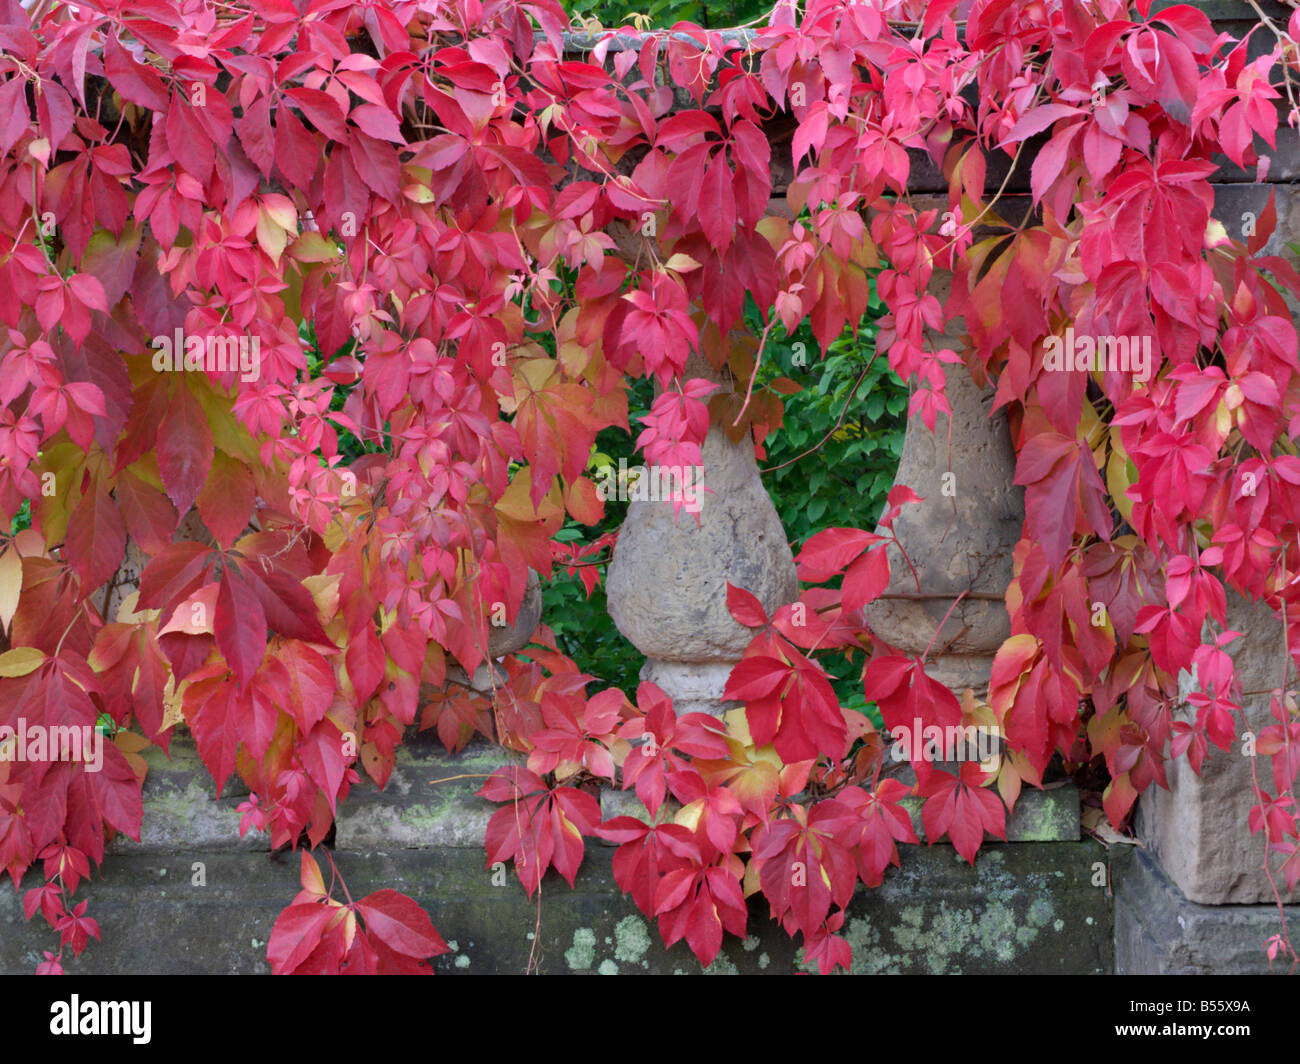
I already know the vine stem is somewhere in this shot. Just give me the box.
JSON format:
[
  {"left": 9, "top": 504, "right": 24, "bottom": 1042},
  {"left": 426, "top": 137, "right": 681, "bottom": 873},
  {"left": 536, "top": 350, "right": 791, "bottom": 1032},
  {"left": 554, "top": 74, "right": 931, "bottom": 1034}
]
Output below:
[
  {"left": 920, "top": 589, "right": 967, "bottom": 663},
  {"left": 929, "top": 137, "right": 1028, "bottom": 262},
  {"left": 731, "top": 313, "right": 777, "bottom": 428},
  {"left": 324, "top": 849, "right": 356, "bottom": 908},
  {"left": 1244, "top": 0, "right": 1300, "bottom": 121},
  {"left": 761, "top": 347, "right": 880, "bottom": 475}
]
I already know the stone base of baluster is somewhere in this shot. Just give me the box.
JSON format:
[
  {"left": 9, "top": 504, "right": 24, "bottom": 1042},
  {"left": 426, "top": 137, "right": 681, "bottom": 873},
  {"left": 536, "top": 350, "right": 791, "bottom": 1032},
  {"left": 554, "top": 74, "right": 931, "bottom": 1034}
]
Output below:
[
  {"left": 916, "top": 654, "right": 996, "bottom": 701},
  {"left": 445, "top": 661, "right": 509, "bottom": 695},
  {"left": 639, "top": 659, "right": 739, "bottom": 718}
]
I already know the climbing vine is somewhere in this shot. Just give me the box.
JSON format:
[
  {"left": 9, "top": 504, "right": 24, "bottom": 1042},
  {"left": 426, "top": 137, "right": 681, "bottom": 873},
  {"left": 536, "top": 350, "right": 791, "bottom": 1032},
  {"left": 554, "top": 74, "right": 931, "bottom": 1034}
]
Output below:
[{"left": 1, "top": 0, "right": 1298, "bottom": 974}]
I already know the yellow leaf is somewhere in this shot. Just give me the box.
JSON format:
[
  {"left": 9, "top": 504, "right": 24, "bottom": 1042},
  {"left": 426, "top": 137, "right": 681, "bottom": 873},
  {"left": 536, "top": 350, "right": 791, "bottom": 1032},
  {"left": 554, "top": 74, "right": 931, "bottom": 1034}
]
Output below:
[
  {"left": 160, "top": 674, "right": 184, "bottom": 732},
  {"left": 513, "top": 357, "right": 559, "bottom": 403},
  {"left": 723, "top": 706, "right": 752, "bottom": 746},
  {"left": 303, "top": 573, "right": 341, "bottom": 624},
  {"left": 1203, "top": 217, "right": 1230, "bottom": 249},
  {"left": 495, "top": 469, "right": 563, "bottom": 523},
  {"left": 33, "top": 443, "right": 87, "bottom": 547},
  {"left": 115, "top": 590, "right": 160, "bottom": 625},
  {"left": 996, "top": 758, "right": 1022, "bottom": 812},
  {"left": 0, "top": 646, "right": 46, "bottom": 678},
  {"left": 114, "top": 729, "right": 152, "bottom": 785},
  {"left": 850, "top": 230, "right": 880, "bottom": 270},
  {"left": 301, "top": 851, "right": 327, "bottom": 896},
  {"left": 288, "top": 231, "right": 341, "bottom": 263},
  {"left": 663, "top": 252, "right": 702, "bottom": 274},
  {"left": 0, "top": 546, "right": 21, "bottom": 634},
  {"left": 673, "top": 800, "right": 703, "bottom": 833},
  {"left": 256, "top": 210, "right": 288, "bottom": 266},
  {"left": 263, "top": 196, "right": 296, "bottom": 232},
  {"left": 192, "top": 377, "right": 259, "bottom": 461},
  {"left": 1106, "top": 426, "right": 1135, "bottom": 526},
  {"left": 402, "top": 183, "right": 435, "bottom": 203}
]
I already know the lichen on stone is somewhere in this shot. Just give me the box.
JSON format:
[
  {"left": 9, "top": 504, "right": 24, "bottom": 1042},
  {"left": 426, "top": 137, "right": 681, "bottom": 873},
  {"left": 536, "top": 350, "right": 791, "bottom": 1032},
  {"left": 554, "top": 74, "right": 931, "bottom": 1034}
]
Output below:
[
  {"left": 701, "top": 951, "right": 738, "bottom": 975},
  {"left": 614, "top": 915, "right": 652, "bottom": 965},
  {"left": 565, "top": 927, "right": 597, "bottom": 971}
]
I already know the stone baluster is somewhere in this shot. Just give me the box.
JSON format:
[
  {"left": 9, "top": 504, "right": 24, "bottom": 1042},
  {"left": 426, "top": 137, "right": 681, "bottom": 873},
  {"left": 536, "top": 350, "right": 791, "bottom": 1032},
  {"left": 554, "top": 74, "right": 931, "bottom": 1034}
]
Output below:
[
  {"left": 861, "top": 272, "right": 1024, "bottom": 698},
  {"left": 605, "top": 353, "right": 798, "bottom": 716}
]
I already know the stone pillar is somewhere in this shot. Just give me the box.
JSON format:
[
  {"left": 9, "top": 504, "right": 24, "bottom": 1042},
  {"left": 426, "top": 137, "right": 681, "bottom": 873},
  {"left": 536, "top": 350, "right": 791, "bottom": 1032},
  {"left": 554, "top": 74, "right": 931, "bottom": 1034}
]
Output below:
[
  {"left": 1136, "top": 593, "right": 1298, "bottom": 904},
  {"left": 447, "top": 569, "right": 542, "bottom": 694},
  {"left": 605, "top": 353, "right": 798, "bottom": 715},
  {"left": 1129, "top": 179, "right": 1300, "bottom": 907},
  {"left": 860, "top": 273, "right": 1024, "bottom": 697}
]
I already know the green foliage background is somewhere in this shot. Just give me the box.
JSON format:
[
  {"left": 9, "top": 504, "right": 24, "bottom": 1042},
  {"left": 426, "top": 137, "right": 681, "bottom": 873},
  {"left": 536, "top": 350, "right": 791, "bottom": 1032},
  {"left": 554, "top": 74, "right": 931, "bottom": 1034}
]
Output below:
[{"left": 567, "top": 0, "right": 772, "bottom": 30}]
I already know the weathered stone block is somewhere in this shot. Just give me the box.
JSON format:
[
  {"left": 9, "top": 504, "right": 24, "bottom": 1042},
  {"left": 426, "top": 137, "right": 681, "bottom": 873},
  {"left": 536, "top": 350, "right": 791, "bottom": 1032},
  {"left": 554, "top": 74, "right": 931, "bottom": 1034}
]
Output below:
[
  {"left": 0, "top": 842, "right": 1112, "bottom": 975},
  {"left": 601, "top": 774, "right": 1080, "bottom": 843},
  {"left": 1137, "top": 594, "right": 1299, "bottom": 904},
  {"left": 1113, "top": 845, "right": 1299, "bottom": 974},
  {"left": 1, "top": 734, "right": 1111, "bottom": 974}
]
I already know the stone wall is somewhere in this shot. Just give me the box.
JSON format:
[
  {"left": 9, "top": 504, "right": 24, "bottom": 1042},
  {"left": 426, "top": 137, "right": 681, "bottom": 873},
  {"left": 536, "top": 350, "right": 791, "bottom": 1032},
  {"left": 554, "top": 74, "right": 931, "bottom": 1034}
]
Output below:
[{"left": 0, "top": 735, "right": 1108, "bottom": 974}]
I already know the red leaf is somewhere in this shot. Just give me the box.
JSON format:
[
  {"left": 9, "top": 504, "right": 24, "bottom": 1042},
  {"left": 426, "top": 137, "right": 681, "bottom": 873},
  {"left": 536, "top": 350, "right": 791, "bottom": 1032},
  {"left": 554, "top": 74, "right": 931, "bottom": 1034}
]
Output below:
[
  {"left": 138, "top": 541, "right": 213, "bottom": 615},
  {"left": 270, "top": 640, "right": 335, "bottom": 734},
  {"left": 725, "top": 583, "right": 769, "bottom": 628},
  {"left": 215, "top": 566, "right": 267, "bottom": 686},
  {"left": 86, "top": 743, "right": 143, "bottom": 840},
  {"left": 65, "top": 478, "right": 126, "bottom": 596},
  {"left": 104, "top": 34, "right": 169, "bottom": 111},
  {"left": 164, "top": 97, "right": 213, "bottom": 182},
  {"left": 655, "top": 111, "right": 720, "bottom": 153},
  {"left": 242, "top": 559, "right": 331, "bottom": 645},
  {"left": 350, "top": 103, "right": 405, "bottom": 143},
  {"left": 917, "top": 764, "right": 1007, "bottom": 865},
  {"left": 286, "top": 87, "right": 349, "bottom": 140},
  {"left": 301, "top": 719, "right": 348, "bottom": 810},
  {"left": 237, "top": 95, "right": 275, "bottom": 178},
  {"left": 267, "top": 901, "right": 337, "bottom": 975},
  {"left": 348, "top": 129, "right": 400, "bottom": 202},
  {"left": 185, "top": 677, "right": 241, "bottom": 794},
  {"left": 157, "top": 383, "right": 214, "bottom": 519},
  {"left": 0, "top": 77, "right": 31, "bottom": 160},
  {"left": 196, "top": 453, "right": 254, "bottom": 549},
  {"left": 841, "top": 545, "right": 890, "bottom": 612},
  {"left": 699, "top": 150, "right": 735, "bottom": 251},
  {"left": 796, "top": 528, "right": 879, "bottom": 581},
  {"left": 274, "top": 106, "right": 319, "bottom": 189},
  {"left": 346, "top": 625, "right": 385, "bottom": 704},
  {"left": 355, "top": 889, "right": 449, "bottom": 958}
]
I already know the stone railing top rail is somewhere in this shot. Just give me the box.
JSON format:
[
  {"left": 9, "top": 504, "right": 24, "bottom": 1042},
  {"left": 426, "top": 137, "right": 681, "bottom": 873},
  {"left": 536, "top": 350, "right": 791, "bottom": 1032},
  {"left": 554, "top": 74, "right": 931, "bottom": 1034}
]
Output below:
[
  {"left": 559, "top": 0, "right": 1290, "bottom": 44},
  {"left": 552, "top": 3, "right": 1298, "bottom": 192}
]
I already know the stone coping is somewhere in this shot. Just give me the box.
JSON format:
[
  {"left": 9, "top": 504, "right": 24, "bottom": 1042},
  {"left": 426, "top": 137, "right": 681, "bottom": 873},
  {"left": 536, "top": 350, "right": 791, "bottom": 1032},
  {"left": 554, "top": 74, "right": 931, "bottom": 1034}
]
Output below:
[{"left": 108, "top": 733, "right": 1078, "bottom": 856}]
